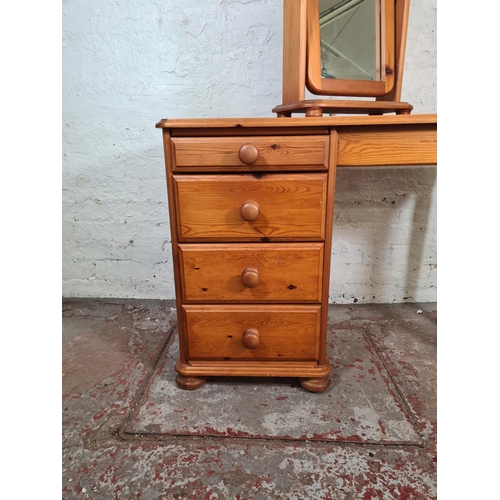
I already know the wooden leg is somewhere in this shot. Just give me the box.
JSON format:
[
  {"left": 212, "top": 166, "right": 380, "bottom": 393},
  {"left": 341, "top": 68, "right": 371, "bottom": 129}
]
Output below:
[
  {"left": 176, "top": 374, "right": 207, "bottom": 390},
  {"left": 299, "top": 375, "right": 331, "bottom": 393}
]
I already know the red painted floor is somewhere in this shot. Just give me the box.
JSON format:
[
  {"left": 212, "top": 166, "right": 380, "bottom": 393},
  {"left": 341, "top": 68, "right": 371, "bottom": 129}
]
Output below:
[{"left": 62, "top": 299, "right": 436, "bottom": 499}]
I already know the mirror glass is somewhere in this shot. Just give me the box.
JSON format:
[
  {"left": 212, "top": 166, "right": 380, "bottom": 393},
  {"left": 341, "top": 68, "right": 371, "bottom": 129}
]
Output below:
[{"left": 319, "top": 0, "right": 381, "bottom": 81}]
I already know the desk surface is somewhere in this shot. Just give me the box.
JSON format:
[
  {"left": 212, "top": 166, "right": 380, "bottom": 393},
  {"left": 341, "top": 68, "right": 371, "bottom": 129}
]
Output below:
[
  {"left": 156, "top": 114, "right": 437, "bottom": 129},
  {"left": 157, "top": 114, "right": 437, "bottom": 167}
]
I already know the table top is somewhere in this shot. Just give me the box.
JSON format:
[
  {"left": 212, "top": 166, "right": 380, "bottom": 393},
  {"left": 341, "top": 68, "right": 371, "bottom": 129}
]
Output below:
[{"left": 155, "top": 114, "right": 437, "bottom": 129}]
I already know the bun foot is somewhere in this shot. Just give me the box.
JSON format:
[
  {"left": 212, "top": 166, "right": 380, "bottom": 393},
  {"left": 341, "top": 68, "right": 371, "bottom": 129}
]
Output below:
[
  {"left": 176, "top": 374, "right": 207, "bottom": 390},
  {"left": 299, "top": 375, "right": 331, "bottom": 393}
]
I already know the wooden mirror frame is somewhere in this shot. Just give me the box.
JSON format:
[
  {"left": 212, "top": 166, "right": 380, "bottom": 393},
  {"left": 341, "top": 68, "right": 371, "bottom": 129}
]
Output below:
[
  {"left": 307, "top": 0, "right": 394, "bottom": 97},
  {"left": 273, "top": 0, "right": 413, "bottom": 117}
]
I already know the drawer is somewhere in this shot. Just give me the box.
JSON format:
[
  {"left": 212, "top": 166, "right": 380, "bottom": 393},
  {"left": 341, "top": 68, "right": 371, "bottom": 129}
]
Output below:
[
  {"left": 174, "top": 173, "right": 327, "bottom": 241},
  {"left": 171, "top": 135, "right": 329, "bottom": 172},
  {"left": 179, "top": 243, "right": 324, "bottom": 303},
  {"left": 183, "top": 305, "right": 321, "bottom": 361}
]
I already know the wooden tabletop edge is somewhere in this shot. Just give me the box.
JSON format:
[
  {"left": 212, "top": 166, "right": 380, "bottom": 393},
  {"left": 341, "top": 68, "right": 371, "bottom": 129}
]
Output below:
[{"left": 155, "top": 114, "right": 437, "bottom": 129}]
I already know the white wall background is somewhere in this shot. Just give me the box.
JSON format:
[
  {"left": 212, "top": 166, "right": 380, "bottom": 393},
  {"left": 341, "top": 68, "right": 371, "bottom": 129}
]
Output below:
[{"left": 62, "top": 0, "right": 437, "bottom": 303}]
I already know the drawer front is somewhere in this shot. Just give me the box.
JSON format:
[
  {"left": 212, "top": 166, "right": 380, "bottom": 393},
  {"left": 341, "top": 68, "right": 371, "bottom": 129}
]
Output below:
[
  {"left": 171, "top": 135, "right": 329, "bottom": 171},
  {"left": 179, "top": 243, "right": 324, "bottom": 303},
  {"left": 174, "top": 173, "right": 327, "bottom": 241},
  {"left": 183, "top": 305, "right": 321, "bottom": 361}
]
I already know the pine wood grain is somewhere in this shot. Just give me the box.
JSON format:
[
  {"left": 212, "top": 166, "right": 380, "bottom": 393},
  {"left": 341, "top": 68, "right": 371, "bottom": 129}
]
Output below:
[
  {"left": 175, "top": 374, "right": 206, "bottom": 390},
  {"left": 317, "top": 131, "right": 338, "bottom": 365},
  {"left": 183, "top": 304, "right": 321, "bottom": 361},
  {"left": 162, "top": 129, "right": 189, "bottom": 365},
  {"left": 299, "top": 375, "right": 331, "bottom": 392},
  {"left": 176, "top": 358, "right": 332, "bottom": 378},
  {"left": 337, "top": 125, "right": 437, "bottom": 166},
  {"left": 171, "top": 135, "right": 329, "bottom": 171},
  {"left": 179, "top": 243, "right": 324, "bottom": 303},
  {"left": 159, "top": 116, "right": 437, "bottom": 388},
  {"left": 282, "top": 0, "right": 308, "bottom": 104},
  {"left": 272, "top": 99, "right": 413, "bottom": 117},
  {"left": 170, "top": 127, "right": 330, "bottom": 137},
  {"left": 306, "top": 0, "right": 394, "bottom": 97},
  {"left": 174, "top": 173, "right": 327, "bottom": 241},
  {"left": 156, "top": 115, "right": 437, "bottom": 129},
  {"left": 377, "top": 0, "right": 411, "bottom": 103}
]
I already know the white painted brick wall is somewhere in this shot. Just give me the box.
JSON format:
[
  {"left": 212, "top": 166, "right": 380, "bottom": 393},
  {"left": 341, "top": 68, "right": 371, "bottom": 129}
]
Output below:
[{"left": 62, "top": 0, "right": 437, "bottom": 303}]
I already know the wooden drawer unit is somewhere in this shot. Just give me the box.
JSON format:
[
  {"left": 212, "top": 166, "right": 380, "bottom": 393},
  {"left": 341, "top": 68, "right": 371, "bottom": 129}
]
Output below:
[
  {"left": 171, "top": 135, "right": 329, "bottom": 172},
  {"left": 157, "top": 117, "right": 437, "bottom": 392},
  {"left": 158, "top": 122, "right": 337, "bottom": 393},
  {"left": 174, "top": 173, "right": 327, "bottom": 241},
  {"left": 183, "top": 305, "right": 321, "bottom": 361},
  {"left": 179, "top": 243, "right": 324, "bottom": 303}
]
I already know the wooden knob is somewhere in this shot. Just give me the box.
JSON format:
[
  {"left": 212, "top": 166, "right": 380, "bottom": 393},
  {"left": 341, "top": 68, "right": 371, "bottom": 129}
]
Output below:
[
  {"left": 242, "top": 328, "right": 260, "bottom": 349},
  {"left": 238, "top": 144, "right": 259, "bottom": 164},
  {"left": 240, "top": 201, "right": 260, "bottom": 221},
  {"left": 241, "top": 267, "right": 259, "bottom": 288}
]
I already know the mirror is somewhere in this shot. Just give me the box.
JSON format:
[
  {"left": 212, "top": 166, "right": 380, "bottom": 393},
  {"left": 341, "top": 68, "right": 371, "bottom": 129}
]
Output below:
[
  {"left": 307, "top": 0, "right": 394, "bottom": 97},
  {"left": 275, "top": 0, "right": 413, "bottom": 115},
  {"left": 319, "top": 0, "right": 380, "bottom": 81}
]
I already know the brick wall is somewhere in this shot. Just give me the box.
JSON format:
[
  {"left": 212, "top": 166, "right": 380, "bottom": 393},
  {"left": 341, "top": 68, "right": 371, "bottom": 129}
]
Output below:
[{"left": 62, "top": 0, "right": 437, "bottom": 303}]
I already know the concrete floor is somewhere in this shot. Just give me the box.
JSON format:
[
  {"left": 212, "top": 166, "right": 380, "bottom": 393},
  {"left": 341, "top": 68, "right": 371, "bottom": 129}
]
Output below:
[{"left": 62, "top": 299, "right": 436, "bottom": 499}]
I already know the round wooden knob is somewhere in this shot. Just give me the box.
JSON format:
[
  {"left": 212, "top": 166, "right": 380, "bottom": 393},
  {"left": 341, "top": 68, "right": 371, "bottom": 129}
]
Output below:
[
  {"left": 241, "top": 267, "right": 259, "bottom": 288},
  {"left": 238, "top": 144, "right": 259, "bottom": 164},
  {"left": 242, "top": 328, "right": 260, "bottom": 349},
  {"left": 240, "top": 201, "right": 260, "bottom": 221}
]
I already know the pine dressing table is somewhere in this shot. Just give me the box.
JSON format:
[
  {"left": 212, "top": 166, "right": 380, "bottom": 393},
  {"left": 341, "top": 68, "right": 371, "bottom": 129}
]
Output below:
[
  {"left": 155, "top": 115, "right": 437, "bottom": 391},
  {"left": 156, "top": 0, "right": 436, "bottom": 392}
]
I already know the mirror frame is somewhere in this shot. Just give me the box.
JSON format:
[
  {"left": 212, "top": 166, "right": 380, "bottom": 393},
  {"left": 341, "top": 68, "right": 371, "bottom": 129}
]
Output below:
[
  {"left": 275, "top": 0, "right": 412, "bottom": 116},
  {"left": 306, "top": 0, "right": 395, "bottom": 97}
]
